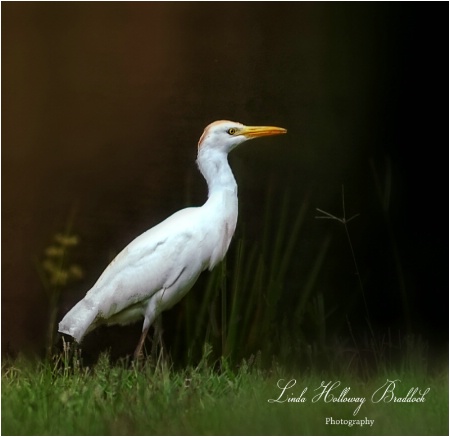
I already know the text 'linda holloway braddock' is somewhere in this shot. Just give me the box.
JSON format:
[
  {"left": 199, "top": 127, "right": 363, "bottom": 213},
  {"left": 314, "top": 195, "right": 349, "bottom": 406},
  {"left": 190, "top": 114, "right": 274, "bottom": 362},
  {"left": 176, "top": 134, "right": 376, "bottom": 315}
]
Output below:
[{"left": 268, "top": 378, "right": 430, "bottom": 416}]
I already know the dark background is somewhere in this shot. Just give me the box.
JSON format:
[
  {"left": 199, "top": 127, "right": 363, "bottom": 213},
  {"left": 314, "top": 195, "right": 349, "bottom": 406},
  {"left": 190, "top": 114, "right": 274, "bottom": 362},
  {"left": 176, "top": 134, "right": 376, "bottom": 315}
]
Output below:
[{"left": 2, "top": 3, "right": 448, "bottom": 359}]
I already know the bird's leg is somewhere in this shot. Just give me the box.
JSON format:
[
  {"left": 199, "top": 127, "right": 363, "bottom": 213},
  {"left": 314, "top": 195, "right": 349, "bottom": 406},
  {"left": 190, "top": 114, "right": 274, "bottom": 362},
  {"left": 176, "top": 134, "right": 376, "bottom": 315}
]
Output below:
[
  {"left": 151, "top": 316, "right": 165, "bottom": 359},
  {"left": 134, "top": 326, "right": 150, "bottom": 361}
]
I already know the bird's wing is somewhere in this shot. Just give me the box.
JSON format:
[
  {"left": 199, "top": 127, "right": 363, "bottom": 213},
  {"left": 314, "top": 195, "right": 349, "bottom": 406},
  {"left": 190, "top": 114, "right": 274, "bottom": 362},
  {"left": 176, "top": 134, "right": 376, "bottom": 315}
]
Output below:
[{"left": 83, "top": 206, "right": 207, "bottom": 320}]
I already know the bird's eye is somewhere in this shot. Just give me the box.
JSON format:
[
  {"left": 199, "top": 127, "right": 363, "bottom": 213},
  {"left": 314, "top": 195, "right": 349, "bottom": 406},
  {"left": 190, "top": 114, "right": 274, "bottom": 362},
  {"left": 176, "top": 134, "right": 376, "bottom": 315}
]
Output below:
[{"left": 227, "top": 128, "right": 237, "bottom": 135}]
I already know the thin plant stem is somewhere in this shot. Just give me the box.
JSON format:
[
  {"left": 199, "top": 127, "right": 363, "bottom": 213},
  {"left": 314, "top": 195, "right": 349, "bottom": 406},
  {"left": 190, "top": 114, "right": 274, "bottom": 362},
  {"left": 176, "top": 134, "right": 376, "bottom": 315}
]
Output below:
[
  {"left": 370, "top": 157, "right": 411, "bottom": 333},
  {"left": 316, "top": 186, "right": 374, "bottom": 340}
]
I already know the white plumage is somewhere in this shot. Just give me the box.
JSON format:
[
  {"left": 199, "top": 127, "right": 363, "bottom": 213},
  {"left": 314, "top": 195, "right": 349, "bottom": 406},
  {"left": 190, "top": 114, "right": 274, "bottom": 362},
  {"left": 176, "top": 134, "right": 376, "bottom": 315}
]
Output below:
[{"left": 58, "top": 120, "right": 286, "bottom": 358}]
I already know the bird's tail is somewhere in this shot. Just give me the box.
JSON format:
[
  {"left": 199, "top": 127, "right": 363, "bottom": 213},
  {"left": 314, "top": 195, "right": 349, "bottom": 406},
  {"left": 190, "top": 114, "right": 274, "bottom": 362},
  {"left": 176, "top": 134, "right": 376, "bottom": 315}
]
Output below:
[{"left": 58, "top": 298, "right": 98, "bottom": 343}]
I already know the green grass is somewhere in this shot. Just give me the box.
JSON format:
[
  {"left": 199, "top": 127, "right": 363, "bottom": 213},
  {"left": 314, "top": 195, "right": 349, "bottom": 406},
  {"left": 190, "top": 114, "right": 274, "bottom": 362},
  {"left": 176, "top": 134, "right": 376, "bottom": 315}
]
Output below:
[{"left": 2, "top": 349, "right": 448, "bottom": 436}]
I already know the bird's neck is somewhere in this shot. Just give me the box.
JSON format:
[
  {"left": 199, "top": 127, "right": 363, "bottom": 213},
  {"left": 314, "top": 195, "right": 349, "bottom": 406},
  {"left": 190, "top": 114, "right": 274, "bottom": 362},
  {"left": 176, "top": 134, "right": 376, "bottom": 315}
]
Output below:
[{"left": 196, "top": 148, "right": 238, "bottom": 198}]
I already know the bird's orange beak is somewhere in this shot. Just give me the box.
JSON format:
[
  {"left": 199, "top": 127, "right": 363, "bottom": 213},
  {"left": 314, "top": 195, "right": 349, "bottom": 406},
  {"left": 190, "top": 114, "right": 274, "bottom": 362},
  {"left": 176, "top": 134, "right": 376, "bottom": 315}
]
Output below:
[{"left": 241, "top": 125, "right": 287, "bottom": 139}]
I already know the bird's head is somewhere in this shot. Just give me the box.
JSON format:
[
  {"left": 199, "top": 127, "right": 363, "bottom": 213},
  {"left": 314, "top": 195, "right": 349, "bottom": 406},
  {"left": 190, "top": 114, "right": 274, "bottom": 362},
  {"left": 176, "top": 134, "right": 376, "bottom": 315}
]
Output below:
[{"left": 198, "top": 120, "right": 287, "bottom": 154}]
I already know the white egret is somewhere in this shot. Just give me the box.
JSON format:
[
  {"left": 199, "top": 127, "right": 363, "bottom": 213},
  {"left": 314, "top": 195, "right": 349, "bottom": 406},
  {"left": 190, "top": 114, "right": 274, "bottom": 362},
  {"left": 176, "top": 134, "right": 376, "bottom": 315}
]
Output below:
[{"left": 58, "top": 120, "right": 287, "bottom": 359}]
